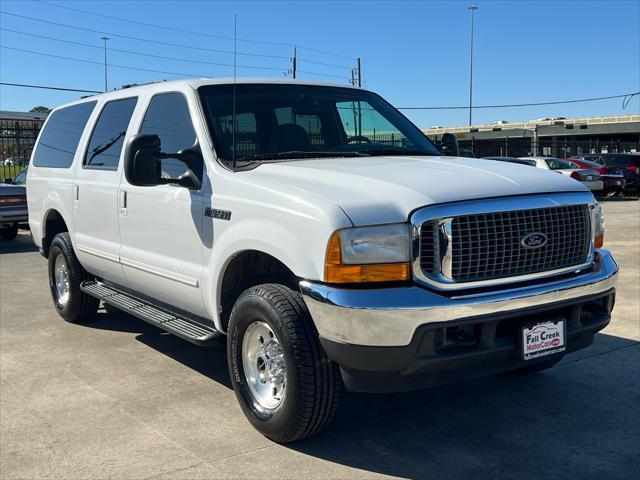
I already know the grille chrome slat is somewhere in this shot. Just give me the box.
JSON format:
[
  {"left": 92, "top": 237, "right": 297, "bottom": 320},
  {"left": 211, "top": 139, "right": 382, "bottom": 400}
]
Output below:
[{"left": 416, "top": 199, "right": 593, "bottom": 288}]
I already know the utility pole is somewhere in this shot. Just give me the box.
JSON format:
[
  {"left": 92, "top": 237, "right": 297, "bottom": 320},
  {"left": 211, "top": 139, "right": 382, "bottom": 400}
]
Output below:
[
  {"left": 357, "top": 57, "right": 362, "bottom": 87},
  {"left": 467, "top": 5, "right": 478, "bottom": 126},
  {"left": 292, "top": 46, "right": 297, "bottom": 79},
  {"left": 532, "top": 123, "right": 539, "bottom": 156},
  {"left": 100, "top": 36, "right": 109, "bottom": 92}
]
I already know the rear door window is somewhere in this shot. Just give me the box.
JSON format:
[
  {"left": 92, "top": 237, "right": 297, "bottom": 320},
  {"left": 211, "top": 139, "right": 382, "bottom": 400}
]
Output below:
[
  {"left": 85, "top": 98, "right": 138, "bottom": 170},
  {"left": 32, "top": 101, "right": 96, "bottom": 168}
]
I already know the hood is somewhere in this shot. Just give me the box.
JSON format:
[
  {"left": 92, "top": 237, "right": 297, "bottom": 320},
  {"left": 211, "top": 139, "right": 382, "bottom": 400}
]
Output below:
[{"left": 248, "top": 156, "right": 589, "bottom": 225}]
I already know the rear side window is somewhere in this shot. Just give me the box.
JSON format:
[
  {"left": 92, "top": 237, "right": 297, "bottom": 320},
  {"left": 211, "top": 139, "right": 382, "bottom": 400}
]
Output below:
[
  {"left": 85, "top": 98, "right": 138, "bottom": 170},
  {"left": 32, "top": 101, "right": 96, "bottom": 168}
]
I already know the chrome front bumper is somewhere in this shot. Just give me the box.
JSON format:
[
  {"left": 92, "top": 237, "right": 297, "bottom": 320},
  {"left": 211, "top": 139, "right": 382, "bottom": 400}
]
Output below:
[{"left": 300, "top": 249, "right": 618, "bottom": 347}]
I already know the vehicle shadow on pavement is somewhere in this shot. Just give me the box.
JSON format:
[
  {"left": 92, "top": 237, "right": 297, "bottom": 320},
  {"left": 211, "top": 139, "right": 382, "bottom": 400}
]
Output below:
[
  {"left": 81, "top": 305, "right": 639, "bottom": 479},
  {"left": 287, "top": 333, "right": 639, "bottom": 479},
  {"left": 88, "top": 305, "right": 232, "bottom": 388},
  {"left": 0, "top": 232, "right": 38, "bottom": 254}
]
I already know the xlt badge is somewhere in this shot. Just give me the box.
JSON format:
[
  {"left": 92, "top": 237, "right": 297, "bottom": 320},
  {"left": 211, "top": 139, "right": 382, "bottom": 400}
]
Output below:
[{"left": 205, "top": 208, "right": 232, "bottom": 221}]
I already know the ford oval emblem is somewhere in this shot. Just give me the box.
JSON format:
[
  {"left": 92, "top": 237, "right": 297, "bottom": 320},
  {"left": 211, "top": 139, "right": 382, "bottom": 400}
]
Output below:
[{"left": 521, "top": 232, "right": 548, "bottom": 249}]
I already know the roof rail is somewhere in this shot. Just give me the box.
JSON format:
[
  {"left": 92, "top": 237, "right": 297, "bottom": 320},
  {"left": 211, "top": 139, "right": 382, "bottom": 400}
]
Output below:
[{"left": 120, "top": 80, "right": 167, "bottom": 90}]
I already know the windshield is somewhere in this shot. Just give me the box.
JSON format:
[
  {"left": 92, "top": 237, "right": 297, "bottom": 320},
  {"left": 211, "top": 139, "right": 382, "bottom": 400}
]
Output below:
[
  {"left": 579, "top": 159, "right": 603, "bottom": 169},
  {"left": 545, "top": 158, "right": 576, "bottom": 170},
  {"left": 604, "top": 155, "right": 639, "bottom": 167},
  {"left": 198, "top": 84, "right": 440, "bottom": 164}
]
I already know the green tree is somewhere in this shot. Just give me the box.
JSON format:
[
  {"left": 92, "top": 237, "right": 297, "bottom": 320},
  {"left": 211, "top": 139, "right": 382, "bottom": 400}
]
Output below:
[{"left": 29, "top": 106, "right": 50, "bottom": 113}]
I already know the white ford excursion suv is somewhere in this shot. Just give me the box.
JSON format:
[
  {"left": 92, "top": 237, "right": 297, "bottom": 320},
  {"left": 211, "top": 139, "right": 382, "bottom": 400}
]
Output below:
[{"left": 27, "top": 79, "right": 618, "bottom": 442}]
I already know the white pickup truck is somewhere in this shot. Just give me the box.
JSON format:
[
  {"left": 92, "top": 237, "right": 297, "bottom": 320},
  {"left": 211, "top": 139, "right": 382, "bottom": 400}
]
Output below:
[{"left": 27, "top": 79, "right": 618, "bottom": 442}]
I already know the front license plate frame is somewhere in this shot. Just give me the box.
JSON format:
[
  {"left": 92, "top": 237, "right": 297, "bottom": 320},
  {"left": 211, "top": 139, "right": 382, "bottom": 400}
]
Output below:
[{"left": 520, "top": 319, "right": 566, "bottom": 361}]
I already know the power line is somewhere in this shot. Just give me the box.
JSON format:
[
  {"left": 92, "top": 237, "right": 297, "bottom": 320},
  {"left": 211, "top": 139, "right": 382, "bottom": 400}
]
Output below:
[
  {"left": 297, "top": 69, "right": 351, "bottom": 81},
  {"left": 33, "top": 0, "right": 357, "bottom": 60},
  {"left": 0, "top": 45, "right": 209, "bottom": 78},
  {"left": 296, "top": 57, "right": 353, "bottom": 69},
  {"left": 6, "top": 82, "right": 633, "bottom": 115},
  {"left": 0, "top": 82, "right": 101, "bottom": 93},
  {"left": 0, "top": 10, "right": 290, "bottom": 60},
  {"left": 0, "top": 28, "right": 288, "bottom": 72},
  {"left": 398, "top": 92, "right": 640, "bottom": 110}
]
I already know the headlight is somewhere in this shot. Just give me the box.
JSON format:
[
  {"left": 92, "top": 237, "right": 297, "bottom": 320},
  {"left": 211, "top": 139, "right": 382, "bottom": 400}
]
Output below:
[
  {"left": 325, "top": 223, "right": 411, "bottom": 283},
  {"left": 592, "top": 202, "right": 605, "bottom": 249}
]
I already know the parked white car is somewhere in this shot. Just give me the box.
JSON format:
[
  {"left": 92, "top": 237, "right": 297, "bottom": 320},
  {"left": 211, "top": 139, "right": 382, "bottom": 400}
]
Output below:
[
  {"left": 519, "top": 156, "right": 604, "bottom": 192},
  {"left": 27, "top": 79, "right": 617, "bottom": 442}
]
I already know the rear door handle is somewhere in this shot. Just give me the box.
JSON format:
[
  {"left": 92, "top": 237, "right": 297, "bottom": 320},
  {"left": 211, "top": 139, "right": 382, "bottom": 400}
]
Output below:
[
  {"left": 119, "top": 190, "right": 127, "bottom": 216},
  {"left": 73, "top": 185, "right": 79, "bottom": 208}
]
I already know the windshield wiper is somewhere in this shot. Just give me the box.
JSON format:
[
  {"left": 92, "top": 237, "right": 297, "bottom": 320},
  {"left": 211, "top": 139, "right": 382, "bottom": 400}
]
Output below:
[
  {"left": 234, "top": 151, "right": 370, "bottom": 162},
  {"left": 355, "top": 147, "right": 439, "bottom": 157}
]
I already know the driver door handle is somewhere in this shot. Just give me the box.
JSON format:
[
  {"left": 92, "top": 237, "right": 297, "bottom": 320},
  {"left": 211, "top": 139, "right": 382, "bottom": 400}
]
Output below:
[{"left": 120, "top": 190, "right": 127, "bottom": 216}]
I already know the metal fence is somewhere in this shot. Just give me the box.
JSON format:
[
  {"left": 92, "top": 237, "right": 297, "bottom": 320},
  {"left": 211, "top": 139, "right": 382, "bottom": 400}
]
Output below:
[
  {"left": 1, "top": 120, "right": 42, "bottom": 180},
  {"left": 430, "top": 136, "right": 640, "bottom": 159}
]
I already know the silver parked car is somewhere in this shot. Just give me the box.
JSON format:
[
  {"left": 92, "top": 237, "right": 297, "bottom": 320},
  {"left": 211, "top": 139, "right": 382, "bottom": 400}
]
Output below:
[{"left": 519, "top": 157, "right": 603, "bottom": 192}]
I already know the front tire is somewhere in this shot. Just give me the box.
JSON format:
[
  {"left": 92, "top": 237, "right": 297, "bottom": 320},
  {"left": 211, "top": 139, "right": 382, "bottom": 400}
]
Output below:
[
  {"left": 48, "top": 232, "right": 99, "bottom": 323},
  {"left": 227, "top": 284, "right": 342, "bottom": 443}
]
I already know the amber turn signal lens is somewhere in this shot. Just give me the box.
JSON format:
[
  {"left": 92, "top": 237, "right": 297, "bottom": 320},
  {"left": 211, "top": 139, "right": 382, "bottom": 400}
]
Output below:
[
  {"left": 325, "top": 263, "right": 410, "bottom": 283},
  {"left": 595, "top": 234, "right": 604, "bottom": 249},
  {"left": 324, "top": 231, "right": 410, "bottom": 283}
]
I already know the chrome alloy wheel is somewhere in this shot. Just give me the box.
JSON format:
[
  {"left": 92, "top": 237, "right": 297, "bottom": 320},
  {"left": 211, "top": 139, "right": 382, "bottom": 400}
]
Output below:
[
  {"left": 242, "top": 321, "right": 286, "bottom": 410},
  {"left": 54, "top": 254, "right": 70, "bottom": 307}
]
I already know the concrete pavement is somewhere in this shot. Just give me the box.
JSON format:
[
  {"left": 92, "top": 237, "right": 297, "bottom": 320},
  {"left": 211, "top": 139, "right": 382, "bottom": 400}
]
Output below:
[{"left": 1, "top": 200, "right": 638, "bottom": 479}]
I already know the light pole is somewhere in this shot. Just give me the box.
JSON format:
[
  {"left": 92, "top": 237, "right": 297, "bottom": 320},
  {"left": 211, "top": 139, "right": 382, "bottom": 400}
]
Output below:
[
  {"left": 467, "top": 5, "right": 478, "bottom": 126},
  {"left": 100, "top": 36, "right": 109, "bottom": 92}
]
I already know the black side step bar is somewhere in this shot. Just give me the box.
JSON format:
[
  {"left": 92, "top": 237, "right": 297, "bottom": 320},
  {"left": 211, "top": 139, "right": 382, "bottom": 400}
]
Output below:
[{"left": 80, "top": 280, "right": 221, "bottom": 345}]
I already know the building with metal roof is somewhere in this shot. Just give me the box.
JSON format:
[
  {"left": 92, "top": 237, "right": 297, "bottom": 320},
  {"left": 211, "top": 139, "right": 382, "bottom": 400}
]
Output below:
[{"left": 424, "top": 115, "right": 640, "bottom": 158}]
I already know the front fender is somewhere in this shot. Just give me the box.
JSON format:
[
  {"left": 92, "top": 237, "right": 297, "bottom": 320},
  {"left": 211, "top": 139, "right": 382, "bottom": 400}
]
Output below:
[{"left": 201, "top": 211, "right": 352, "bottom": 332}]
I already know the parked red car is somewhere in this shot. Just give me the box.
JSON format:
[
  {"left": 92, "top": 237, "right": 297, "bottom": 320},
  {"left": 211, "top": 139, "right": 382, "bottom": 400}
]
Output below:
[
  {"left": 572, "top": 154, "right": 639, "bottom": 193},
  {"left": 568, "top": 157, "right": 626, "bottom": 196}
]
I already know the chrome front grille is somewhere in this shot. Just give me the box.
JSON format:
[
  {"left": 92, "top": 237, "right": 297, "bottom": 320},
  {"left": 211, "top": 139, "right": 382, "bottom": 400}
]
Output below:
[
  {"left": 449, "top": 205, "right": 591, "bottom": 282},
  {"left": 419, "top": 221, "right": 439, "bottom": 275},
  {"left": 414, "top": 194, "right": 595, "bottom": 290}
]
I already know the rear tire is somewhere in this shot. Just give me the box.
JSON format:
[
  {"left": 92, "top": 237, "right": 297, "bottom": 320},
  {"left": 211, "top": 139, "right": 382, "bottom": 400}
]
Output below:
[
  {"left": 48, "top": 232, "right": 99, "bottom": 323},
  {"left": 0, "top": 223, "right": 18, "bottom": 240},
  {"left": 227, "top": 284, "right": 342, "bottom": 443}
]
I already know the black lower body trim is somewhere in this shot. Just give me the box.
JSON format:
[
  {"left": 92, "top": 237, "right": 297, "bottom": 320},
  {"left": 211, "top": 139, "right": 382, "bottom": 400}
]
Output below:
[{"left": 321, "top": 290, "right": 615, "bottom": 393}]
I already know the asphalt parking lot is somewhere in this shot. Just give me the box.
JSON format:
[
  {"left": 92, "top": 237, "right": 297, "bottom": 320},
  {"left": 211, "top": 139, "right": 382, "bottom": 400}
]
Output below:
[{"left": 1, "top": 200, "right": 639, "bottom": 480}]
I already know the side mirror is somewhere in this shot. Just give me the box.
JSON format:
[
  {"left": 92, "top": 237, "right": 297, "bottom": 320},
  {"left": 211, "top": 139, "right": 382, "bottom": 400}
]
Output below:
[
  {"left": 441, "top": 133, "right": 460, "bottom": 157},
  {"left": 124, "top": 134, "right": 202, "bottom": 189},
  {"left": 173, "top": 140, "right": 202, "bottom": 190},
  {"left": 124, "top": 133, "right": 162, "bottom": 186}
]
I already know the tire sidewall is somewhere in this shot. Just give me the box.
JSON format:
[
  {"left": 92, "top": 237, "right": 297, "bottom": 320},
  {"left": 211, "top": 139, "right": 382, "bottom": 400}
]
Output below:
[
  {"left": 48, "top": 237, "right": 81, "bottom": 319},
  {"left": 228, "top": 294, "right": 300, "bottom": 438}
]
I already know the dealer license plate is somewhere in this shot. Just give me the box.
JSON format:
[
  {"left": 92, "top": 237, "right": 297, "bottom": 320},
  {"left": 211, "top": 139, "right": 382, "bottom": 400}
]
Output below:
[{"left": 521, "top": 320, "right": 566, "bottom": 361}]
